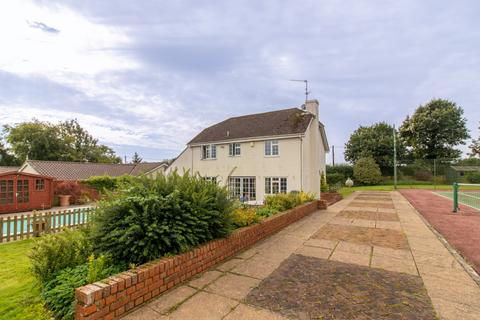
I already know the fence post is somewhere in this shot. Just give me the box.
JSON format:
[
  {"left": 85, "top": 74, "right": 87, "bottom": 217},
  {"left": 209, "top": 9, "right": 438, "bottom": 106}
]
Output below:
[
  {"left": 0, "top": 217, "right": 3, "bottom": 243},
  {"left": 453, "top": 182, "right": 459, "bottom": 213}
]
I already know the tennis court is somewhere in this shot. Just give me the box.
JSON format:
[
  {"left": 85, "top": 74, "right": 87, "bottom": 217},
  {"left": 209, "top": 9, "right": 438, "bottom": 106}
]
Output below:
[{"left": 435, "top": 183, "right": 480, "bottom": 211}]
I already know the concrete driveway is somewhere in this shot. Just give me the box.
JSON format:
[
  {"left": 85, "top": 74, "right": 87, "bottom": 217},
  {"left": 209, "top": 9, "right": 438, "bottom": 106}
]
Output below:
[{"left": 122, "top": 191, "right": 480, "bottom": 320}]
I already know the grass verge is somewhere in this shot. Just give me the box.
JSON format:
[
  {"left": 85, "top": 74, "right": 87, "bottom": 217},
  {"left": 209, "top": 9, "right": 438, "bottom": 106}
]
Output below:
[
  {"left": 338, "top": 184, "right": 457, "bottom": 198},
  {"left": 0, "top": 239, "right": 50, "bottom": 320}
]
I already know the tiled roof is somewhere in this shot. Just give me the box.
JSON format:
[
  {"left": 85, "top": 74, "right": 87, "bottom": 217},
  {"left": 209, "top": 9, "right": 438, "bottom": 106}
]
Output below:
[
  {"left": 451, "top": 166, "right": 480, "bottom": 172},
  {"left": 24, "top": 160, "right": 166, "bottom": 181},
  {"left": 188, "top": 108, "right": 314, "bottom": 144},
  {"left": 0, "top": 166, "right": 19, "bottom": 173}
]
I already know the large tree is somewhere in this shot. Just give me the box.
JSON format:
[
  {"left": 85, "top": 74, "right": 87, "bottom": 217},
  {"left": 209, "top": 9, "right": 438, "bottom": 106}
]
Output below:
[
  {"left": 399, "top": 99, "right": 469, "bottom": 160},
  {"left": 4, "top": 119, "right": 121, "bottom": 163},
  {"left": 470, "top": 123, "right": 480, "bottom": 157},
  {"left": 58, "top": 119, "right": 121, "bottom": 163},
  {"left": 0, "top": 141, "right": 20, "bottom": 166},
  {"left": 131, "top": 152, "right": 143, "bottom": 164},
  {"left": 344, "top": 122, "right": 404, "bottom": 174}
]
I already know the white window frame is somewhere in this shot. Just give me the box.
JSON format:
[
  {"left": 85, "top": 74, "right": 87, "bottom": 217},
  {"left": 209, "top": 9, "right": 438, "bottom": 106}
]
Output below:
[
  {"left": 202, "top": 176, "right": 217, "bottom": 184},
  {"left": 264, "top": 140, "right": 279, "bottom": 156},
  {"left": 265, "top": 177, "right": 287, "bottom": 194},
  {"left": 228, "top": 176, "right": 256, "bottom": 201},
  {"left": 228, "top": 143, "right": 241, "bottom": 156},
  {"left": 202, "top": 144, "right": 217, "bottom": 160}
]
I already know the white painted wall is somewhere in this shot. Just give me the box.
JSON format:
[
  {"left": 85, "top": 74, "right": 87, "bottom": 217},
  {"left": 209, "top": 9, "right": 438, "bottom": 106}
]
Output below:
[{"left": 167, "top": 101, "right": 328, "bottom": 203}]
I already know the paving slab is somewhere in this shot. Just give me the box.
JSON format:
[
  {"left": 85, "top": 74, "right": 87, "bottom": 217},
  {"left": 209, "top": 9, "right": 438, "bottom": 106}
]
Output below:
[{"left": 122, "top": 191, "right": 480, "bottom": 320}]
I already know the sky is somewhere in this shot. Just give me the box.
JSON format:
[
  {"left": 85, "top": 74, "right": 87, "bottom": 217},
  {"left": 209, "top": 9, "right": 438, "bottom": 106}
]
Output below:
[{"left": 0, "top": 0, "right": 479, "bottom": 164}]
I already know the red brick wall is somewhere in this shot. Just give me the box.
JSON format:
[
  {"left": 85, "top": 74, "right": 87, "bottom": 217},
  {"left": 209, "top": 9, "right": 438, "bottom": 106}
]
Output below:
[
  {"left": 321, "top": 192, "right": 343, "bottom": 206},
  {"left": 75, "top": 200, "right": 325, "bottom": 320}
]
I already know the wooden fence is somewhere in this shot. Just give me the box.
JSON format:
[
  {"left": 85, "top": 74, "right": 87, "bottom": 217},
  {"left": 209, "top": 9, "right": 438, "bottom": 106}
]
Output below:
[{"left": 0, "top": 207, "right": 96, "bottom": 243}]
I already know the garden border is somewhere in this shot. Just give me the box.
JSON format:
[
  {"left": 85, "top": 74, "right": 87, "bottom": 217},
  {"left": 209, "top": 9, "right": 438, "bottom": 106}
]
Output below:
[{"left": 75, "top": 200, "right": 326, "bottom": 320}]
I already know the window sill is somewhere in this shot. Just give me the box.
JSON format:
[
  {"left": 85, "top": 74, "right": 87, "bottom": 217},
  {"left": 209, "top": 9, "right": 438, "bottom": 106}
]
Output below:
[
  {"left": 264, "top": 155, "right": 280, "bottom": 158},
  {"left": 201, "top": 158, "right": 217, "bottom": 161}
]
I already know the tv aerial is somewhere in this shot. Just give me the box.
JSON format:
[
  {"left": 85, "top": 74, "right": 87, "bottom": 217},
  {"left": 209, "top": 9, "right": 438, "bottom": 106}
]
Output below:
[{"left": 290, "top": 79, "right": 310, "bottom": 105}]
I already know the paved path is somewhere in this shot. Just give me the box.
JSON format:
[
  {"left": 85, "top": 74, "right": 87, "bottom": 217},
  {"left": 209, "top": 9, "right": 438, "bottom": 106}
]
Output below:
[
  {"left": 122, "top": 191, "right": 480, "bottom": 319},
  {"left": 400, "top": 189, "right": 480, "bottom": 275}
]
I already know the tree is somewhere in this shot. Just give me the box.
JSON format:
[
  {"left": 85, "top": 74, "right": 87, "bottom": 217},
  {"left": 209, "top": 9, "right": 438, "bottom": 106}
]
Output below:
[
  {"left": 470, "top": 123, "right": 480, "bottom": 157},
  {"left": 344, "top": 122, "right": 404, "bottom": 175},
  {"left": 131, "top": 152, "right": 143, "bottom": 164},
  {"left": 399, "top": 99, "right": 470, "bottom": 160},
  {"left": 4, "top": 120, "right": 68, "bottom": 162},
  {"left": 3, "top": 119, "right": 121, "bottom": 163},
  {"left": 59, "top": 119, "right": 121, "bottom": 163},
  {"left": 0, "top": 141, "right": 20, "bottom": 166},
  {"left": 353, "top": 157, "right": 382, "bottom": 185}
]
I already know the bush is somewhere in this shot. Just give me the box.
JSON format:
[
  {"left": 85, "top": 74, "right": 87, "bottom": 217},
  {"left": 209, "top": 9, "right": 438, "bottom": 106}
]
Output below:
[
  {"left": 466, "top": 172, "right": 480, "bottom": 183},
  {"left": 230, "top": 207, "right": 259, "bottom": 227},
  {"left": 264, "top": 191, "right": 315, "bottom": 211},
  {"left": 91, "top": 172, "right": 234, "bottom": 265},
  {"left": 30, "top": 228, "right": 93, "bottom": 285},
  {"left": 326, "top": 164, "right": 354, "bottom": 179},
  {"left": 83, "top": 175, "right": 135, "bottom": 193},
  {"left": 255, "top": 206, "right": 279, "bottom": 218},
  {"left": 414, "top": 170, "right": 432, "bottom": 181},
  {"left": 54, "top": 181, "right": 98, "bottom": 204},
  {"left": 326, "top": 172, "right": 344, "bottom": 185},
  {"left": 41, "top": 256, "right": 121, "bottom": 320},
  {"left": 320, "top": 172, "right": 329, "bottom": 192},
  {"left": 353, "top": 157, "right": 382, "bottom": 185}
]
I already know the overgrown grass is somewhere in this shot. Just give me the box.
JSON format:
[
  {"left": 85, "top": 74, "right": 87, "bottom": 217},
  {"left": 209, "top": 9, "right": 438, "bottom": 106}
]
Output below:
[
  {"left": 338, "top": 184, "right": 458, "bottom": 198},
  {"left": 0, "top": 240, "right": 50, "bottom": 320}
]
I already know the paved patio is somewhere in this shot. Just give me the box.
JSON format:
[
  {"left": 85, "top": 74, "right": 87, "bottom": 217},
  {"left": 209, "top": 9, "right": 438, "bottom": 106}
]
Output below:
[{"left": 122, "top": 191, "right": 480, "bottom": 319}]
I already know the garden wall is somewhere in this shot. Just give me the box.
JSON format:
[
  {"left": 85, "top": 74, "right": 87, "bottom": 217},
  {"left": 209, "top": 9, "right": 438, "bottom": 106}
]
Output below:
[{"left": 75, "top": 200, "right": 326, "bottom": 320}]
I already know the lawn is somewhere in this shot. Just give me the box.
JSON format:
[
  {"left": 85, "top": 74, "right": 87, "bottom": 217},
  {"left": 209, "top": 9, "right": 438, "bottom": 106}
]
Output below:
[
  {"left": 0, "top": 240, "right": 50, "bottom": 320},
  {"left": 338, "top": 184, "right": 457, "bottom": 198}
]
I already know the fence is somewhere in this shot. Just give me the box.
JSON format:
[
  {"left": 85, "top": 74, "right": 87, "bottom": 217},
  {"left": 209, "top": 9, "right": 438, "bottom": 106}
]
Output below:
[{"left": 0, "top": 207, "right": 96, "bottom": 243}]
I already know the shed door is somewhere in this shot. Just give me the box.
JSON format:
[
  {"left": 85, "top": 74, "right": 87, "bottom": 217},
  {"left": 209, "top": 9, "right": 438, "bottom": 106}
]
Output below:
[
  {"left": 16, "top": 179, "right": 30, "bottom": 211},
  {"left": 0, "top": 179, "right": 15, "bottom": 212}
]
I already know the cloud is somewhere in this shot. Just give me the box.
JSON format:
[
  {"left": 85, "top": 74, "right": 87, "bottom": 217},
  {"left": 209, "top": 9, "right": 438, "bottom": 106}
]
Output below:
[
  {"left": 1, "top": 0, "right": 479, "bottom": 162},
  {"left": 27, "top": 21, "right": 59, "bottom": 33}
]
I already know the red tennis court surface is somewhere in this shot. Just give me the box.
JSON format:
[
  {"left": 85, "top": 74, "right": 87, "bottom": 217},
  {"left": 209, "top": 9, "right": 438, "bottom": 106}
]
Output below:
[{"left": 400, "top": 190, "right": 480, "bottom": 274}]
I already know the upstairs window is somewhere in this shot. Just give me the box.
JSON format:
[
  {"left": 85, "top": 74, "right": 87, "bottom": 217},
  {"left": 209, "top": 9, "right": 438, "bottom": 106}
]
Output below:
[
  {"left": 202, "top": 176, "right": 217, "bottom": 184},
  {"left": 202, "top": 145, "right": 217, "bottom": 159},
  {"left": 229, "top": 143, "right": 241, "bottom": 156},
  {"left": 265, "top": 177, "right": 287, "bottom": 194},
  {"left": 264, "top": 140, "right": 279, "bottom": 156}
]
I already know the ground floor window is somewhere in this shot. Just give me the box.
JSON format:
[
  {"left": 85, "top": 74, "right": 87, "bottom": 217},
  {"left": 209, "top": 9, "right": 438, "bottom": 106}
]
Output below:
[
  {"left": 265, "top": 177, "right": 287, "bottom": 194},
  {"left": 36, "top": 179, "right": 45, "bottom": 191},
  {"left": 0, "top": 180, "right": 14, "bottom": 204},
  {"left": 228, "top": 177, "right": 256, "bottom": 201}
]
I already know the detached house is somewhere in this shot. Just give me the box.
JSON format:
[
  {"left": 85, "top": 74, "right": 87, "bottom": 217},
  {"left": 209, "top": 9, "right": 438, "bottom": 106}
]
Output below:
[{"left": 167, "top": 100, "right": 329, "bottom": 203}]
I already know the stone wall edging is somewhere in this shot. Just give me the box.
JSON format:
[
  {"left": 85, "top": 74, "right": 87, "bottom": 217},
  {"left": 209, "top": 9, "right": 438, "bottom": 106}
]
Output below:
[{"left": 74, "top": 200, "right": 326, "bottom": 320}]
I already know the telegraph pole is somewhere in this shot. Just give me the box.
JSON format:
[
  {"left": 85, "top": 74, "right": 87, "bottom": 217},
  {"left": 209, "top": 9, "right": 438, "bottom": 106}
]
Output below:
[{"left": 332, "top": 145, "right": 335, "bottom": 166}]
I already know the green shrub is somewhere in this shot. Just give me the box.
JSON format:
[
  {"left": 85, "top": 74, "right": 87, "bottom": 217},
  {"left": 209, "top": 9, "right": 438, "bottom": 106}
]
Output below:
[
  {"left": 353, "top": 157, "right": 382, "bottom": 185},
  {"left": 326, "top": 172, "right": 344, "bottom": 185},
  {"left": 29, "top": 228, "right": 93, "bottom": 285},
  {"left": 320, "top": 172, "right": 329, "bottom": 192},
  {"left": 264, "top": 191, "right": 315, "bottom": 211},
  {"left": 83, "top": 175, "right": 135, "bottom": 193},
  {"left": 326, "top": 164, "right": 353, "bottom": 179},
  {"left": 466, "top": 172, "right": 480, "bottom": 183},
  {"left": 91, "top": 172, "right": 234, "bottom": 265},
  {"left": 255, "top": 206, "right": 279, "bottom": 218},
  {"left": 230, "top": 207, "right": 259, "bottom": 227},
  {"left": 41, "top": 256, "right": 120, "bottom": 320}
]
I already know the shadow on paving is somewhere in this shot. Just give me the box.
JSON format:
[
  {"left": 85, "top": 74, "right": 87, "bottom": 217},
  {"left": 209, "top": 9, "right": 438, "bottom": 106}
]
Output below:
[{"left": 246, "top": 254, "right": 437, "bottom": 320}]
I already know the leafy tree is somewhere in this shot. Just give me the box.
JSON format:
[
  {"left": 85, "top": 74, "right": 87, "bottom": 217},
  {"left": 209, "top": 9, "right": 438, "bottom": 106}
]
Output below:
[
  {"left": 59, "top": 119, "right": 121, "bottom": 163},
  {"left": 353, "top": 157, "right": 382, "bottom": 185},
  {"left": 399, "top": 99, "right": 469, "bottom": 160},
  {"left": 4, "top": 120, "right": 68, "bottom": 162},
  {"left": 3, "top": 119, "right": 121, "bottom": 163},
  {"left": 0, "top": 141, "right": 20, "bottom": 165},
  {"left": 131, "top": 152, "right": 142, "bottom": 164},
  {"left": 470, "top": 123, "right": 480, "bottom": 157},
  {"left": 345, "top": 122, "right": 404, "bottom": 175}
]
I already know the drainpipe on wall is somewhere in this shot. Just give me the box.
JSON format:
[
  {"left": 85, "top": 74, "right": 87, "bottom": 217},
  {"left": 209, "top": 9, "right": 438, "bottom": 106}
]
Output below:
[{"left": 300, "top": 137, "right": 303, "bottom": 191}]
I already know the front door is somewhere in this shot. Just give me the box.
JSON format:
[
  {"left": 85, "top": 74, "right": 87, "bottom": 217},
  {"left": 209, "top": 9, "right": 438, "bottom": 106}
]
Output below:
[
  {"left": 0, "top": 179, "right": 15, "bottom": 212},
  {"left": 15, "top": 179, "right": 30, "bottom": 211}
]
